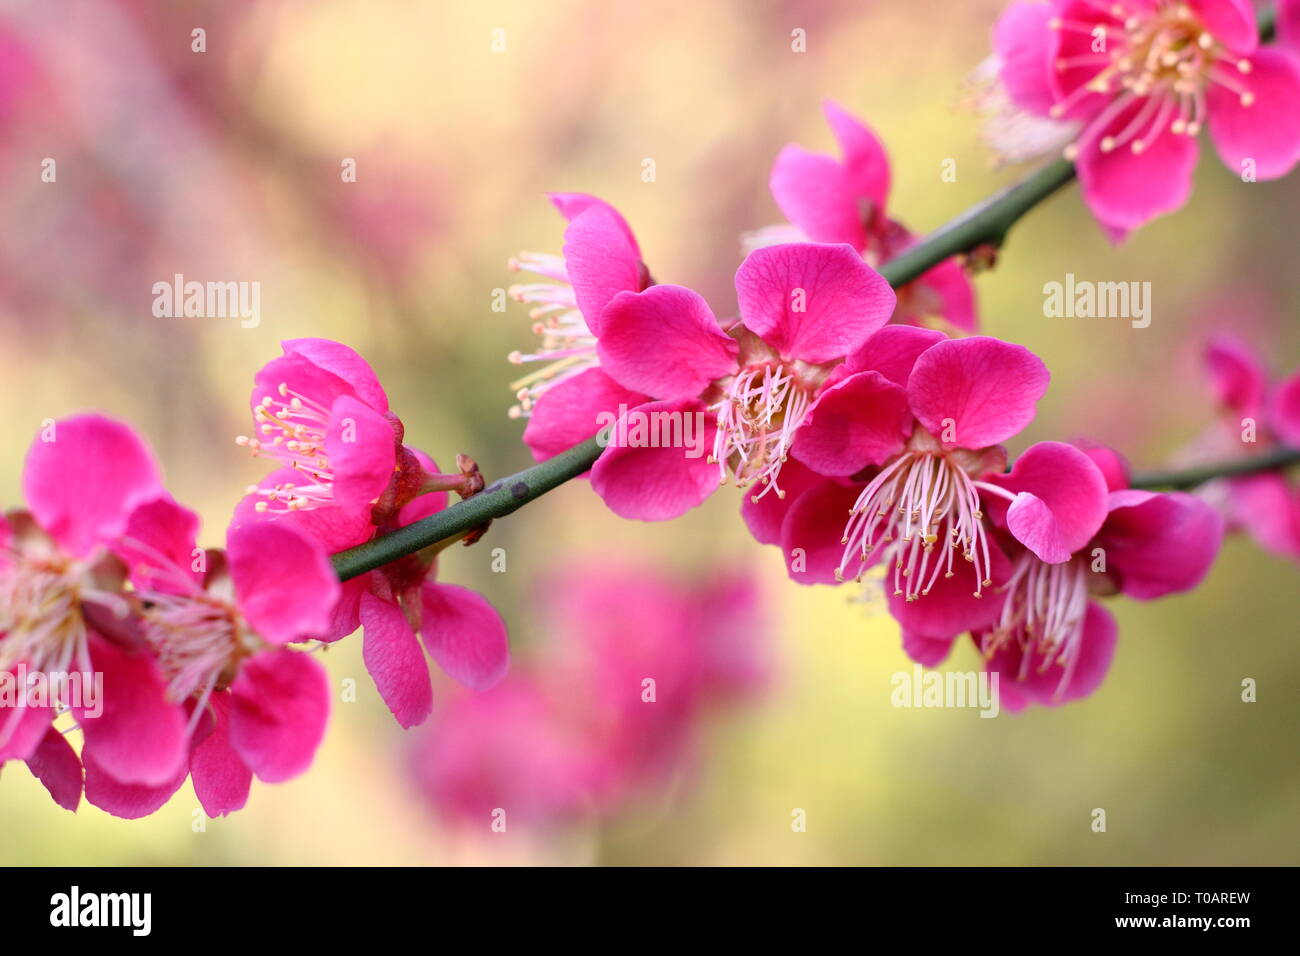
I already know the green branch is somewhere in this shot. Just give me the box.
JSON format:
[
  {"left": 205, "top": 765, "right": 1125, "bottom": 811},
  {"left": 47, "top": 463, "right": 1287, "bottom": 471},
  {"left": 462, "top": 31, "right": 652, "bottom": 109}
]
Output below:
[{"left": 1130, "top": 446, "right": 1300, "bottom": 491}]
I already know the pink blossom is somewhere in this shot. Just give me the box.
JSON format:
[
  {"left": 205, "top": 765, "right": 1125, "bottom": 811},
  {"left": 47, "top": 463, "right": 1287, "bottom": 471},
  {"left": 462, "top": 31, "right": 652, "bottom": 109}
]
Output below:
[
  {"left": 1197, "top": 334, "right": 1300, "bottom": 561},
  {"left": 506, "top": 193, "right": 652, "bottom": 419},
  {"left": 993, "top": 0, "right": 1300, "bottom": 233},
  {"left": 755, "top": 100, "right": 979, "bottom": 333},
  {"left": 408, "top": 560, "right": 769, "bottom": 830},
  {"left": 749, "top": 330, "right": 1050, "bottom": 641},
  {"left": 585, "top": 242, "right": 895, "bottom": 520},
  {"left": 0, "top": 414, "right": 167, "bottom": 810}
]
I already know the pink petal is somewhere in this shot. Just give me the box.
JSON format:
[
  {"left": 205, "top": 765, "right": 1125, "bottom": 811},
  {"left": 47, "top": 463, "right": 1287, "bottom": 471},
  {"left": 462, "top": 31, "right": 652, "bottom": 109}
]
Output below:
[
  {"left": 78, "top": 632, "right": 187, "bottom": 787},
  {"left": 822, "top": 99, "right": 891, "bottom": 211},
  {"left": 547, "top": 192, "right": 642, "bottom": 258},
  {"left": 116, "top": 496, "right": 201, "bottom": 594},
  {"left": 844, "top": 323, "right": 947, "bottom": 385},
  {"left": 778, "top": 478, "right": 861, "bottom": 585},
  {"left": 562, "top": 205, "right": 648, "bottom": 336},
  {"left": 791, "top": 370, "right": 911, "bottom": 477},
  {"left": 361, "top": 591, "right": 433, "bottom": 728},
  {"left": 189, "top": 691, "right": 252, "bottom": 817},
  {"left": 740, "top": 456, "right": 822, "bottom": 545},
  {"left": 523, "top": 368, "right": 650, "bottom": 463},
  {"left": 904, "top": 257, "right": 979, "bottom": 332},
  {"left": 902, "top": 629, "right": 956, "bottom": 668},
  {"left": 769, "top": 145, "right": 867, "bottom": 248},
  {"left": 1208, "top": 47, "right": 1300, "bottom": 179},
  {"left": 0, "top": 683, "right": 53, "bottom": 763},
  {"left": 231, "top": 470, "right": 377, "bottom": 552},
  {"left": 1074, "top": 439, "right": 1132, "bottom": 492},
  {"left": 1269, "top": 368, "right": 1300, "bottom": 447},
  {"left": 993, "top": 1, "right": 1059, "bottom": 115},
  {"left": 992, "top": 441, "right": 1111, "bottom": 564},
  {"left": 252, "top": 353, "right": 358, "bottom": 421},
  {"left": 419, "top": 582, "right": 510, "bottom": 691},
  {"left": 1187, "top": 0, "right": 1259, "bottom": 55},
  {"left": 589, "top": 398, "right": 721, "bottom": 520},
  {"left": 282, "top": 338, "right": 389, "bottom": 413},
  {"left": 1280, "top": 0, "right": 1300, "bottom": 54},
  {"left": 324, "top": 394, "right": 398, "bottom": 509},
  {"left": 25, "top": 725, "right": 82, "bottom": 812},
  {"left": 597, "top": 285, "right": 739, "bottom": 399},
  {"left": 83, "top": 748, "right": 187, "bottom": 819},
  {"left": 1075, "top": 100, "right": 1200, "bottom": 230},
  {"left": 228, "top": 649, "right": 331, "bottom": 783},
  {"left": 1225, "top": 473, "right": 1300, "bottom": 561},
  {"left": 22, "top": 414, "right": 162, "bottom": 558},
  {"left": 228, "top": 521, "right": 341, "bottom": 644},
  {"left": 1205, "top": 333, "right": 1268, "bottom": 421},
  {"left": 907, "top": 336, "right": 1050, "bottom": 449},
  {"left": 1097, "top": 489, "right": 1224, "bottom": 599},
  {"left": 735, "top": 242, "right": 896, "bottom": 364}
]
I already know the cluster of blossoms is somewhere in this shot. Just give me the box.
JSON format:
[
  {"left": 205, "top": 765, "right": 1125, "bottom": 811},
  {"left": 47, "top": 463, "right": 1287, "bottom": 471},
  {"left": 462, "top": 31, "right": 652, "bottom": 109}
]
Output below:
[
  {"left": 0, "top": 341, "right": 508, "bottom": 816},
  {"left": 502, "top": 93, "right": 1270, "bottom": 712},
  {"left": 408, "top": 560, "right": 768, "bottom": 833}
]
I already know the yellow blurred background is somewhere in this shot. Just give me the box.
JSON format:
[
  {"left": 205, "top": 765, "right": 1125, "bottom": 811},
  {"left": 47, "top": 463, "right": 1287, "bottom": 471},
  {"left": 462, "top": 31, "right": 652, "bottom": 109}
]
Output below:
[{"left": 0, "top": 0, "right": 1296, "bottom": 865}]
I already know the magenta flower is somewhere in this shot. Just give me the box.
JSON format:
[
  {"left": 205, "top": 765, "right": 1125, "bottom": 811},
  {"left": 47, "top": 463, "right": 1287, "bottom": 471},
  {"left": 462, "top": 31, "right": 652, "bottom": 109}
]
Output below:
[
  {"left": 580, "top": 241, "right": 894, "bottom": 519},
  {"left": 408, "top": 559, "right": 769, "bottom": 831},
  {"left": 237, "top": 338, "right": 403, "bottom": 521},
  {"left": 94, "top": 496, "right": 339, "bottom": 818},
  {"left": 748, "top": 330, "right": 1050, "bottom": 643},
  {"left": 235, "top": 448, "right": 509, "bottom": 730},
  {"left": 994, "top": 0, "right": 1300, "bottom": 232},
  {"left": 507, "top": 193, "right": 652, "bottom": 419},
  {"left": 1, "top": 414, "right": 168, "bottom": 811},
  {"left": 1197, "top": 334, "right": 1300, "bottom": 561},
  {"left": 755, "top": 100, "right": 978, "bottom": 332},
  {"left": 968, "top": 441, "right": 1223, "bottom": 710}
]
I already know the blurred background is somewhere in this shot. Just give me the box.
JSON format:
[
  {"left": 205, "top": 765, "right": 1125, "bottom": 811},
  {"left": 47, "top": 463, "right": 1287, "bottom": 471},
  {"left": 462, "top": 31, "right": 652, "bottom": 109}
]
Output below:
[{"left": 1, "top": 0, "right": 1296, "bottom": 865}]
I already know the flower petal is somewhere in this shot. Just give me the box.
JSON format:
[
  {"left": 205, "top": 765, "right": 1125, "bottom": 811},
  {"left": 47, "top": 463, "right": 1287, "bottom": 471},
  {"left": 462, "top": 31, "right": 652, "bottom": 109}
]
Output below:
[
  {"left": 22, "top": 414, "right": 163, "bottom": 558},
  {"left": 0, "top": 682, "right": 53, "bottom": 763},
  {"left": 78, "top": 632, "right": 187, "bottom": 787},
  {"left": 523, "top": 368, "right": 650, "bottom": 463},
  {"left": 791, "top": 370, "right": 911, "bottom": 476},
  {"left": 361, "top": 591, "right": 433, "bottom": 728},
  {"left": 228, "top": 649, "right": 331, "bottom": 783},
  {"left": 736, "top": 243, "right": 895, "bottom": 364},
  {"left": 769, "top": 145, "right": 868, "bottom": 248},
  {"left": 740, "top": 456, "right": 823, "bottom": 545},
  {"left": 823, "top": 99, "right": 891, "bottom": 211},
  {"left": 597, "top": 285, "right": 738, "bottom": 399},
  {"left": 281, "top": 338, "right": 389, "bottom": 413},
  {"left": 325, "top": 394, "right": 398, "bottom": 509},
  {"left": 1268, "top": 367, "right": 1300, "bottom": 447},
  {"left": 548, "top": 192, "right": 642, "bottom": 258},
  {"left": 1208, "top": 47, "right": 1300, "bottom": 179},
  {"left": 190, "top": 691, "right": 252, "bottom": 817},
  {"left": 887, "top": 538, "right": 1011, "bottom": 638},
  {"left": 844, "top": 323, "right": 947, "bottom": 385},
  {"left": 907, "top": 336, "right": 1050, "bottom": 449},
  {"left": 116, "top": 496, "right": 202, "bottom": 594},
  {"left": 993, "top": 1, "right": 1059, "bottom": 115},
  {"left": 419, "top": 582, "right": 510, "bottom": 691},
  {"left": 992, "top": 441, "right": 1111, "bottom": 564},
  {"left": 987, "top": 600, "right": 1118, "bottom": 709},
  {"left": 589, "top": 398, "right": 721, "bottom": 520},
  {"left": 902, "top": 629, "right": 956, "bottom": 668},
  {"left": 1224, "top": 472, "right": 1300, "bottom": 561},
  {"left": 778, "top": 478, "right": 861, "bottom": 586},
  {"left": 562, "top": 205, "right": 648, "bottom": 335},
  {"left": 228, "top": 521, "right": 341, "bottom": 644},
  {"left": 1096, "top": 489, "right": 1224, "bottom": 598},
  {"left": 83, "top": 748, "right": 187, "bottom": 819},
  {"left": 25, "top": 725, "right": 82, "bottom": 812},
  {"left": 1187, "top": 0, "right": 1259, "bottom": 55}
]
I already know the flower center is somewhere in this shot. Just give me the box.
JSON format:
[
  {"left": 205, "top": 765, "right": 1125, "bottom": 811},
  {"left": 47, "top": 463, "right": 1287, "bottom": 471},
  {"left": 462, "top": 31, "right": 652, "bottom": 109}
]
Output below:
[
  {"left": 1050, "top": 1, "right": 1254, "bottom": 156},
  {"left": 980, "top": 553, "right": 1090, "bottom": 699},
  {"left": 236, "top": 382, "right": 335, "bottom": 513},
  {"left": 710, "top": 363, "right": 812, "bottom": 501},
  {"left": 0, "top": 545, "right": 109, "bottom": 681},
  {"left": 836, "top": 449, "right": 995, "bottom": 601},
  {"left": 139, "top": 590, "right": 243, "bottom": 708},
  {"left": 506, "top": 251, "right": 600, "bottom": 418}
]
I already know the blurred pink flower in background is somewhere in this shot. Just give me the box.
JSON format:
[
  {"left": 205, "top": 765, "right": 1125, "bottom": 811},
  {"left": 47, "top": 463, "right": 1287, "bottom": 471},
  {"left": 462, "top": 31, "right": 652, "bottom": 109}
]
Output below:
[{"left": 408, "top": 559, "right": 769, "bottom": 833}]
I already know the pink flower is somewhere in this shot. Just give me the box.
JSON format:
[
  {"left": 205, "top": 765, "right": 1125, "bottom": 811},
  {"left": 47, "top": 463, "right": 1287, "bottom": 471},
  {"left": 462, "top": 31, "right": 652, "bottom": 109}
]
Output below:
[
  {"left": 94, "top": 496, "right": 339, "bottom": 818},
  {"left": 754, "top": 100, "right": 979, "bottom": 333},
  {"left": 970, "top": 441, "right": 1223, "bottom": 710},
  {"left": 1197, "top": 334, "right": 1300, "bottom": 561},
  {"left": 237, "top": 338, "right": 404, "bottom": 521},
  {"left": 582, "top": 242, "right": 894, "bottom": 519},
  {"left": 408, "top": 559, "right": 769, "bottom": 831},
  {"left": 236, "top": 448, "right": 509, "bottom": 729},
  {"left": 1, "top": 414, "right": 167, "bottom": 811},
  {"left": 506, "top": 193, "right": 652, "bottom": 418},
  {"left": 993, "top": 0, "right": 1300, "bottom": 232},
  {"left": 748, "top": 330, "right": 1051, "bottom": 641}
]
